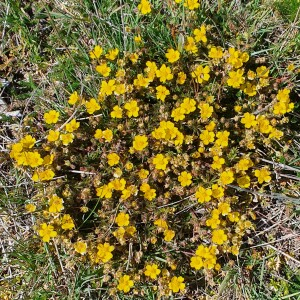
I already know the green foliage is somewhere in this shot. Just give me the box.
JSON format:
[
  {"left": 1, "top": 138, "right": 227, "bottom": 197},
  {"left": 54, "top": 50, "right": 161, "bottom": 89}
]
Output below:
[{"left": 275, "top": 0, "right": 300, "bottom": 22}]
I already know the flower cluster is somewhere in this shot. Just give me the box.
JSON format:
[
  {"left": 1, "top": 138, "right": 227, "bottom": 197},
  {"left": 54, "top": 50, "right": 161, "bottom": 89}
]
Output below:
[{"left": 9, "top": 2, "right": 296, "bottom": 296}]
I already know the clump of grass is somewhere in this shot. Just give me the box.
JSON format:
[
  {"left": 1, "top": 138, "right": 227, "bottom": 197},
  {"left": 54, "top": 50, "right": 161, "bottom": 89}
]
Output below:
[
  {"left": 3, "top": 0, "right": 300, "bottom": 298},
  {"left": 274, "top": 0, "right": 300, "bottom": 22}
]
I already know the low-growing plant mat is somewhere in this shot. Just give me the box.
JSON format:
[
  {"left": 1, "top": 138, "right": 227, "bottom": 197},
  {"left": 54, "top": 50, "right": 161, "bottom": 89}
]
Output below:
[{"left": 1, "top": 0, "right": 300, "bottom": 299}]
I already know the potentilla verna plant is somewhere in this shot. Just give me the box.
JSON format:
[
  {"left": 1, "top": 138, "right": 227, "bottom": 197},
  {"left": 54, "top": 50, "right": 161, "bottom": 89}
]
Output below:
[{"left": 9, "top": 0, "right": 296, "bottom": 297}]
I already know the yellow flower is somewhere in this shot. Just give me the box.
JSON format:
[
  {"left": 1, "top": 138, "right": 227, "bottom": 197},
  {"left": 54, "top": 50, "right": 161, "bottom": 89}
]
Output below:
[
  {"left": 287, "top": 64, "right": 295, "bottom": 71},
  {"left": 231, "top": 245, "right": 240, "bottom": 256},
  {"left": 181, "top": 97, "right": 196, "bottom": 114},
  {"left": 122, "top": 187, "right": 132, "bottom": 199},
  {"left": 125, "top": 161, "right": 133, "bottom": 171},
  {"left": 102, "top": 129, "right": 113, "bottom": 142},
  {"left": 140, "top": 183, "right": 156, "bottom": 200},
  {"left": 206, "top": 121, "right": 216, "bottom": 131},
  {"left": 237, "top": 175, "right": 251, "bottom": 188},
  {"left": 38, "top": 223, "right": 57, "bottom": 242},
  {"left": 105, "top": 48, "right": 119, "bottom": 60},
  {"left": 165, "top": 48, "right": 180, "bottom": 63},
  {"left": 256, "top": 115, "right": 272, "bottom": 134},
  {"left": 227, "top": 69, "right": 245, "bottom": 88},
  {"left": 254, "top": 168, "right": 271, "bottom": 184},
  {"left": 113, "top": 227, "right": 125, "bottom": 241},
  {"left": 191, "top": 65, "right": 210, "bottom": 83},
  {"left": 74, "top": 241, "right": 87, "bottom": 255},
  {"left": 60, "top": 133, "right": 74, "bottom": 146},
  {"left": 144, "top": 263, "right": 161, "bottom": 279},
  {"left": 269, "top": 128, "right": 283, "bottom": 139},
  {"left": 184, "top": 36, "right": 198, "bottom": 53},
  {"left": 144, "top": 188, "right": 156, "bottom": 201},
  {"left": 153, "top": 153, "right": 169, "bottom": 170},
  {"left": 116, "top": 68, "right": 126, "bottom": 78},
  {"left": 48, "top": 195, "right": 64, "bottom": 213},
  {"left": 200, "top": 130, "right": 215, "bottom": 145},
  {"left": 234, "top": 105, "right": 242, "bottom": 112},
  {"left": 134, "top": 73, "right": 150, "bottom": 87},
  {"left": 156, "top": 64, "right": 173, "bottom": 83},
  {"left": 140, "top": 183, "right": 151, "bottom": 192},
  {"left": 100, "top": 79, "right": 116, "bottom": 96},
  {"left": 156, "top": 85, "right": 170, "bottom": 101},
  {"left": 43, "top": 154, "right": 54, "bottom": 165},
  {"left": 219, "top": 169, "right": 234, "bottom": 185},
  {"left": 195, "top": 186, "right": 212, "bottom": 203},
  {"left": 168, "top": 276, "right": 185, "bottom": 293},
  {"left": 85, "top": 98, "right": 101, "bottom": 114},
  {"left": 228, "top": 212, "right": 240, "bottom": 222},
  {"left": 171, "top": 107, "right": 186, "bottom": 122},
  {"left": 211, "top": 184, "right": 224, "bottom": 199},
  {"left": 241, "top": 112, "right": 257, "bottom": 128},
  {"left": 236, "top": 157, "right": 253, "bottom": 171},
  {"left": 176, "top": 72, "right": 186, "bottom": 84},
  {"left": 96, "top": 63, "right": 111, "bottom": 77},
  {"left": 208, "top": 46, "right": 223, "bottom": 60},
  {"left": 94, "top": 129, "right": 103, "bottom": 140},
  {"left": 190, "top": 255, "right": 204, "bottom": 270},
  {"left": 117, "top": 275, "right": 134, "bottom": 293},
  {"left": 199, "top": 102, "right": 213, "bottom": 120},
  {"left": 61, "top": 214, "right": 75, "bottom": 230},
  {"left": 203, "top": 256, "right": 217, "bottom": 269},
  {"left": 212, "top": 229, "right": 227, "bottom": 245},
  {"left": 126, "top": 225, "right": 136, "bottom": 236},
  {"left": 154, "top": 218, "right": 168, "bottom": 229},
  {"left": 109, "top": 178, "right": 126, "bottom": 191},
  {"left": 178, "top": 171, "right": 192, "bottom": 187},
  {"left": 215, "top": 131, "right": 230, "bottom": 147},
  {"left": 218, "top": 202, "right": 231, "bottom": 216},
  {"left": 89, "top": 45, "right": 103, "bottom": 59},
  {"left": 65, "top": 119, "right": 80, "bottom": 133},
  {"left": 129, "top": 53, "right": 139, "bottom": 64},
  {"left": 47, "top": 130, "right": 60, "bottom": 142},
  {"left": 114, "top": 83, "right": 126, "bottom": 95},
  {"left": 138, "top": 0, "right": 151, "bottom": 14},
  {"left": 32, "top": 169, "right": 55, "bottom": 182},
  {"left": 196, "top": 244, "right": 216, "bottom": 258},
  {"left": 243, "top": 82, "right": 257, "bottom": 96},
  {"left": 211, "top": 156, "right": 225, "bottom": 170},
  {"left": 227, "top": 48, "right": 248, "bottom": 68},
  {"left": 25, "top": 203, "right": 36, "bottom": 212},
  {"left": 107, "top": 153, "right": 120, "bottom": 166},
  {"left": 273, "top": 101, "right": 290, "bottom": 115},
  {"left": 68, "top": 91, "right": 79, "bottom": 105},
  {"left": 96, "top": 242, "right": 114, "bottom": 263},
  {"left": 19, "top": 134, "right": 36, "bottom": 152},
  {"left": 247, "top": 70, "right": 256, "bottom": 80},
  {"left": 206, "top": 213, "right": 220, "bottom": 229},
  {"left": 116, "top": 212, "right": 130, "bottom": 226},
  {"left": 184, "top": 0, "right": 200, "bottom": 10},
  {"left": 133, "top": 135, "right": 148, "bottom": 151},
  {"left": 134, "top": 35, "right": 142, "bottom": 43},
  {"left": 124, "top": 100, "right": 139, "bottom": 117},
  {"left": 145, "top": 61, "right": 157, "bottom": 80},
  {"left": 96, "top": 185, "right": 112, "bottom": 199},
  {"left": 193, "top": 25, "right": 207, "bottom": 43},
  {"left": 164, "top": 229, "right": 175, "bottom": 242},
  {"left": 44, "top": 110, "right": 60, "bottom": 124},
  {"left": 9, "top": 143, "right": 23, "bottom": 159},
  {"left": 256, "top": 66, "right": 269, "bottom": 78},
  {"left": 138, "top": 168, "right": 149, "bottom": 179},
  {"left": 25, "top": 151, "right": 44, "bottom": 168}
]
